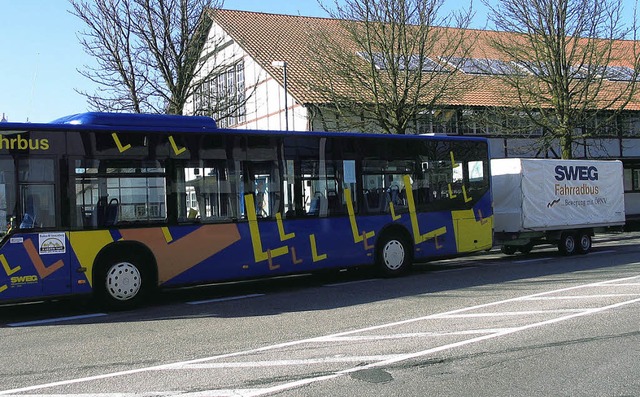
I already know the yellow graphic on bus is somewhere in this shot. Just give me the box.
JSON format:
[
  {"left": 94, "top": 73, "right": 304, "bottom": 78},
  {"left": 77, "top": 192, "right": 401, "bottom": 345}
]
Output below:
[
  {"left": 403, "top": 175, "right": 447, "bottom": 245},
  {"left": 169, "top": 136, "right": 186, "bottom": 155},
  {"left": 276, "top": 213, "right": 295, "bottom": 240},
  {"left": 452, "top": 209, "right": 493, "bottom": 252},
  {"left": 1, "top": 254, "right": 21, "bottom": 276},
  {"left": 344, "top": 188, "right": 375, "bottom": 243},
  {"left": 0, "top": 254, "right": 21, "bottom": 294},
  {"left": 309, "top": 234, "right": 327, "bottom": 262},
  {"left": 244, "top": 194, "right": 289, "bottom": 263},
  {"left": 450, "top": 151, "right": 459, "bottom": 168},
  {"left": 112, "top": 133, "right": 131, "bottom": 152},
  {"left": 462, "top": 185, "right": 473, "bottom": 203},
  {"left": 389, "top": 202, "right": 401, "bottom": 221},
  {"left": 69, "top": 230, "right": 117, "bottom": 286}
]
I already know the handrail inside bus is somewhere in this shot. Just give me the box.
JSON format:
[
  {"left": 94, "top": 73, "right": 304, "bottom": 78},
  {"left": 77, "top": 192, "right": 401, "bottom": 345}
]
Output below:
[{"left": 50, "top": 112, "right": 217, "bottom": 130}]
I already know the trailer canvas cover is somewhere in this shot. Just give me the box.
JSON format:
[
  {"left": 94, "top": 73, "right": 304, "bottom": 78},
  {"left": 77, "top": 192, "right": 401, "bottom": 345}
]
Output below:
[{"left": 491, "top": 158, "right": 625, "bottom": 232}]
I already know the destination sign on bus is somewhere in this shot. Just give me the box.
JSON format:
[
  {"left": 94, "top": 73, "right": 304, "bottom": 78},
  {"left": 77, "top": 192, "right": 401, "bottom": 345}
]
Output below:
[{"left": 0, "top": 134, "right": 49, "bottom": 151}]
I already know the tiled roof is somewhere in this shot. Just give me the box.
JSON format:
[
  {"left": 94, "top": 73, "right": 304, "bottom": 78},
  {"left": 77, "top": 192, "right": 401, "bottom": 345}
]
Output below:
[{"left": 209, "top": 9, "right": 640, "bottom": 110}]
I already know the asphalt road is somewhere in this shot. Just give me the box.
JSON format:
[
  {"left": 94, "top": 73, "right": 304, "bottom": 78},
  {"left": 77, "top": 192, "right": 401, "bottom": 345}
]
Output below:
[{"left": 1, "top": 232, "right": 639, "bottom": 396}]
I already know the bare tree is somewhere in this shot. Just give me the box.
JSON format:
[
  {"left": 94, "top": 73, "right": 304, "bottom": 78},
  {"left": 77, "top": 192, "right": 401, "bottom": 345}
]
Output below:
[
  {"left": 483, "top": 0, "right": 640, "bottom": 158},
  {"left": 70, "top": 0, "right": 247, "bottom": 116},
  {"left": 308, "top": 0, "right": 475, "bottom": 134}
]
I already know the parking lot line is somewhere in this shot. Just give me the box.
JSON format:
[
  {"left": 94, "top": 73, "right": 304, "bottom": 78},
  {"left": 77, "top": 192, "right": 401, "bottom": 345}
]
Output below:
[
  {"left": 7, "top": 313, "right": 107, "bottom": 328},
  {"left": 186, "top": 294, "right": 264, "bottom": 305}
]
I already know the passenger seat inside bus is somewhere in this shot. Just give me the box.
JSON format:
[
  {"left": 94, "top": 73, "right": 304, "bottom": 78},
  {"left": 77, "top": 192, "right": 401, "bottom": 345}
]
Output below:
[
  {"left": 307, "top": 192, "right": 327, "bottom": 216},
  {"left": 20, "top": 195, "right": 37, "bottom": 228},
  {"left": 90, "top": 197, "right": 119, "bottom": 227},
  {"left": 363, "top": 188, "right": 388, "bottom": 213},
  {"left": 104, "top": 198, "right": 119, "bottom": 226}
]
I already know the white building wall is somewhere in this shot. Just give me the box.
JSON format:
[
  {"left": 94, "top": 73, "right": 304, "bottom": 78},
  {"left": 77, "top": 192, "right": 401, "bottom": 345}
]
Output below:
[
  {"left": 242, "top": 56, "right": 309, "bottom": 131},
  {"left": 186, "top": 21, "right": 310, "bottom": 132}
]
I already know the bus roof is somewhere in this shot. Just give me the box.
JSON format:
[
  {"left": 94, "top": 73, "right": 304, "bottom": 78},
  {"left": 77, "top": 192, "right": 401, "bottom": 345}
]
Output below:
[
  {"left": 0, "top": 112, "right": 488, "bottom": 143},
  {"left": 51, "top": 112, "right": 217, "bottom": 130}
]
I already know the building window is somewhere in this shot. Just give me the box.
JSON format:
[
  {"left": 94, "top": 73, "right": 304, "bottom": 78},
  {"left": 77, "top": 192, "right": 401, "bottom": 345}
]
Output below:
[
  {"left": 619, "top": 113, "right": 640, "bottom": 136},
  {"left": 416, "top": 109, "right": 458, "bottom": 135},
  {"left": 624, "top": 166, "right": 640, "bottom": 192},
  {"left": 195, "top": 61, "right": 246, "bottom": 128}
]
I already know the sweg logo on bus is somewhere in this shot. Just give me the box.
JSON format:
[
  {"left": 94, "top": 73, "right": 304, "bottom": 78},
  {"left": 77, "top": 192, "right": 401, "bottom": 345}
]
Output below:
[{"left": 554, "top": 165, "right": 598, "bottom": 181}]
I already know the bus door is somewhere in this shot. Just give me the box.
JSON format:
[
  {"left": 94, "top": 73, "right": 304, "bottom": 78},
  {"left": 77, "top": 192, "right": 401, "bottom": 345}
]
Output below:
[{"left": 14, "top": 168, "right": 70, "bottom": 297}]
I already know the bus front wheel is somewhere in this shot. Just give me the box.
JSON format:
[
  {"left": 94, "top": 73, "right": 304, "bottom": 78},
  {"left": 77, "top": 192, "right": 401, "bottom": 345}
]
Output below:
[
  {"left": 96, "top": 256, "right": 150, "bottom": 310},
  {"left": 376, "top": 232, "right": 411, "bottom": 277}
]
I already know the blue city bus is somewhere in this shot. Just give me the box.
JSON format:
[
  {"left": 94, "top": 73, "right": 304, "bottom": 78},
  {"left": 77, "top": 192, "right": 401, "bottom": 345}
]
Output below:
[{"left": 0, "top": 113, "right": 493, "bottom": 309}]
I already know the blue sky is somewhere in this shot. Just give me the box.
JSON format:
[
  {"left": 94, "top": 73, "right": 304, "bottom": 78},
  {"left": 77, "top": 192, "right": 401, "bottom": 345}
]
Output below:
[
  {"left": 0, "top": 1, "right": 336, "bottom": 123},
  {"left": 0, "top": 0, "right": 481, "bottom": 123},
  {"left": 0, "top": 0, "right": 634, "bottom": 123}
]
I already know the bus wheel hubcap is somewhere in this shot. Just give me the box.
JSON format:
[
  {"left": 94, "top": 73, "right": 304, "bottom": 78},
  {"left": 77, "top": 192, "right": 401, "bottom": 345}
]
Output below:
[
  {"left": 383, "top": 240, "right": 405, "bottom": 270},
  {"left": 106, "top": 262, "right": 141, "bottom": 301}
]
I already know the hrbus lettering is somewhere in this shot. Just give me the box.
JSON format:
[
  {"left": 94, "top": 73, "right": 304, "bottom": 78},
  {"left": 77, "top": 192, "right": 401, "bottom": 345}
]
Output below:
[
  {"left": 554, "top": 165, "right": 598, "bottom": 181},
  {"left": 0, "top": 135, "right": 49, "bottom": 151}
]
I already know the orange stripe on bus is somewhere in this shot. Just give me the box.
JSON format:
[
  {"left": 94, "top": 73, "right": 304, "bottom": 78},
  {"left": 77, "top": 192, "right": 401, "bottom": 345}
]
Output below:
[
  {"left": 119, "top": 224, "right": 241, "bottom": 284},
  {"left": 23, "top": 239, "right": 64, "bottom": 279}
]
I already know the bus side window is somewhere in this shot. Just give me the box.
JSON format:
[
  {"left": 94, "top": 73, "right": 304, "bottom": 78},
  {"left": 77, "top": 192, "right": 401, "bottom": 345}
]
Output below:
[{"left": 176, "top": 162, "right": 238, "bottom": 223}]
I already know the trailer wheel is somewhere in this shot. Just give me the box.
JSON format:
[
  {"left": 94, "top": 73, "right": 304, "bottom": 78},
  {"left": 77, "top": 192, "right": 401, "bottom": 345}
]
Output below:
[
  {"left": 518, "top": 243, "right": 534, "bottom": 254},
  {"left": 501, "top": 245, "right": 517, "bottom": 255},
  {"left": 577, "top": 233, "right": 592, "bottom": 254},
  {"left": 558, "top": 233, "right": 577, "bottom": 256}
]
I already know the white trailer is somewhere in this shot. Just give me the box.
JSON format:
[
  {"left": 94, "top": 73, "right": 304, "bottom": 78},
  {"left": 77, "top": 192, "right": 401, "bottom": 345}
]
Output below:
[{"left": 491, "top": 158, "right": 625, "bottom": 255}]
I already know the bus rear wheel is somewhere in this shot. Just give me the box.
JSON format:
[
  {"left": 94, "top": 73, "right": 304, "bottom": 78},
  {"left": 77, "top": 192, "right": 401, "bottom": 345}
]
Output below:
[{"left": 376, "top": 232, "right": 411, "bottom": 277}]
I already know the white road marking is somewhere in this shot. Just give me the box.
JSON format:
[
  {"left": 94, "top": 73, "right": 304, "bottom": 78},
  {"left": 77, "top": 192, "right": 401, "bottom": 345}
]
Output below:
[
  {"left": 436, "top": 309, "right": 584, "bottom": 318},
  {"left": 521, "top": 294, "right": 640, "bottom": 300},
  {"left": 7, "top": 313, "right": 107, "bottom": 328},
  {"left": 589, "top": 250, "right": 617, "bottom": 255},
  {"left": 323, "top": 279, "right": 378, "bottom": 287},
  {"left": 0, "top": 392, "right": 265, "bottom": 397},
  {"left": 316, "top": 329, "right": 518, "bottom": 342},
  {"left": 186, "top": 294, "right": 264, "bottom": 305},
  {"left": 0, "top": 389, "right": 260, "bottom": 397},
  {"left": 432, "top": 267, "right": 478, "bottom": 273},
  {"left": 175, "top": 355, "right": 407, "bottom": 369},
  {"left": 514, "top": 258, "right": 548, "bottom": 264},
  {"left": 511, "top": 250, "right": 617, "bottom": 264},
  {"left": 232, "top": 296, "right": 640, "bottom": 397},
  {"left": 2, "top": 274, "right": 639, "bottom": 397}
]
